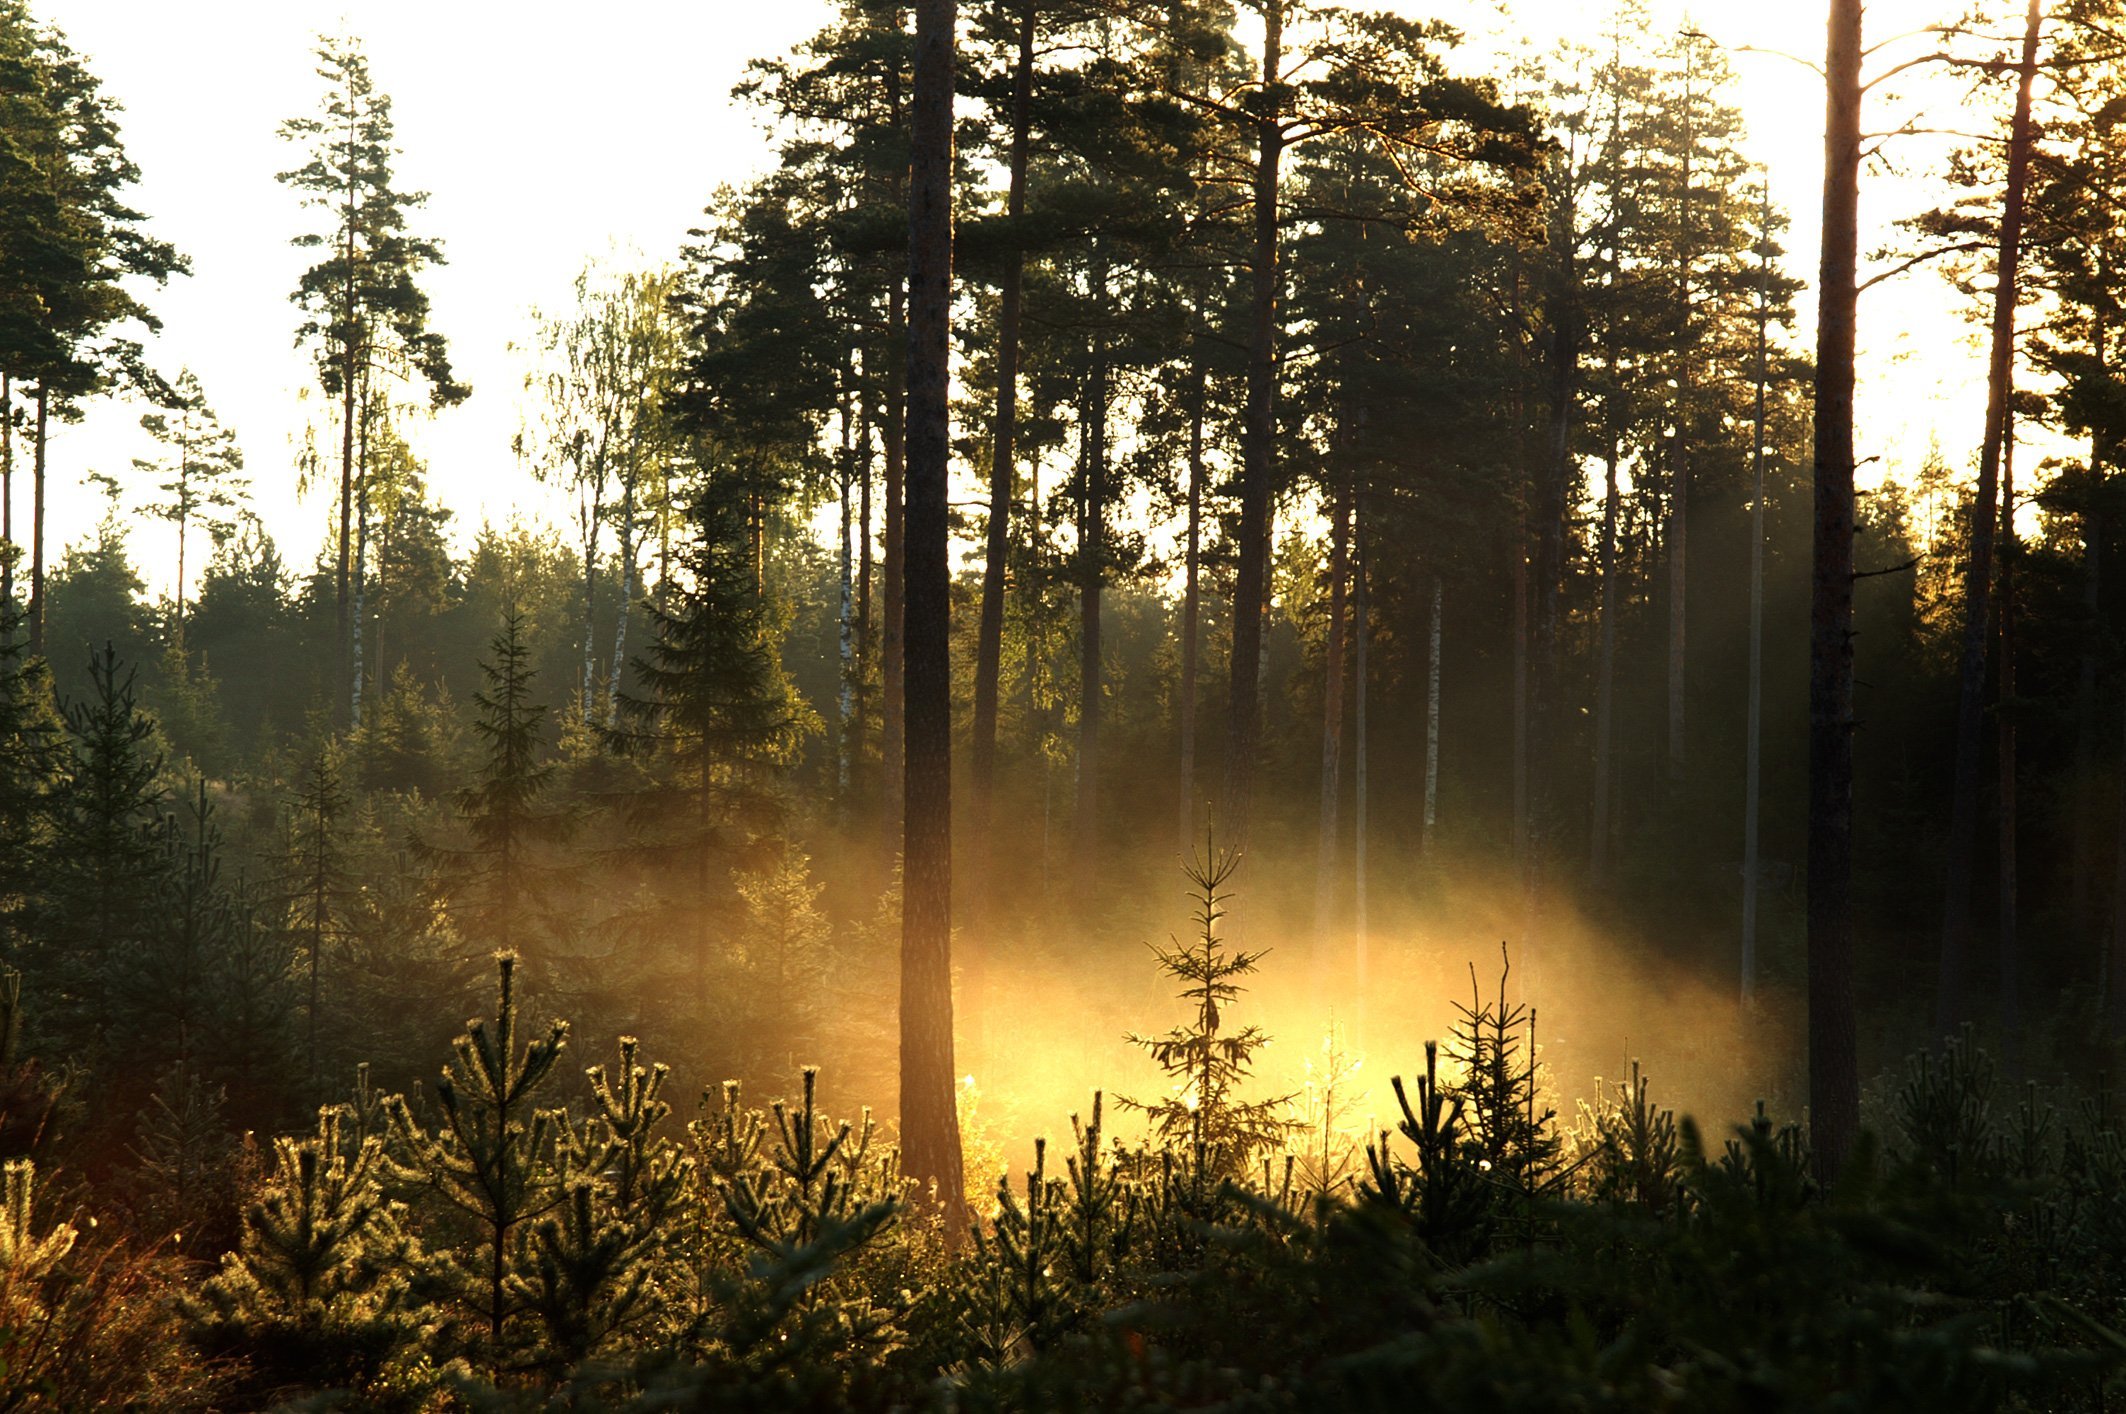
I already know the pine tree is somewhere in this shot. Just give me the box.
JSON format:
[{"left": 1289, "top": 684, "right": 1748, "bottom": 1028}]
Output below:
[
  {"left": 278, "top": 30, "right": 466, "bottom": 717},
  {"left": 135, "top": 368, "right": 246, "bottom": 639},
  {"left": 188, "top": 1099, "right": 424, "bottom": 1402},
  {"left": 385, "top": 952, "right": 569, "bottom": 1366}
]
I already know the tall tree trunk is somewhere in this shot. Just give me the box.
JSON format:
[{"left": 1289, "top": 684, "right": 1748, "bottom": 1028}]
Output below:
[
  {"left": 1352, "top": 526, "right": 1370, "bottom": 1043},
  {"left": 1423, "top": 574, "right": 1441, "bottom": 856},
  {"left": 580, "top": 478, "right": 601, "bottom": 722},
  {"left": 1073, "top": 325, "right": 1107, "bottom": 908},
  {"left": 3, "top": 374, "right": 12, "bottom": 609},
  {"left": 1937, "top": 0, "right": 2042, "bottom": 1035},
  {"left": 338, "top": 340, "right": 356, "bottom": 720},
  {"left": 1809, "top": 0, "right": 1864, "bottom": 1181},
  {"left": 1221, "top": 0, "right": 1284, "bottom": 843},
  {"left": 1667, "top": 51, "right": 1697, "bottom": 791},
  {"left": 609, "top": 468, "right": 638, "bottom": 720},
  {"left": 350, "top": 438, "right": 369, "bottom": 731},
  {"left": 348, "top": 391, "right": 374, "bottom": 731},
  {"left": 837, "top": 382, "right": 856, "bottom": 796},
  {"left": 2074, "top": 500, "right": 2102, "bottom": 931},
  {"left": 1536, "top": 231, "right": 1576, "bottom": 843},
  {"left": 902, "top": 0, "right": 966, "bottom": 1234},
  {"left": 1998, "top": 419, "right": 2020, "bottom": 1064},
  {"left": 2110, "top": 695, "right": 2126, "bottom": 1035},
  {"left": 1312, "top": 458, "right": 1351, "bottom": 952},
  {"left": 971, "top": 0, "right": 1034, "bottom": 817},
  {"left": 29, "top": 385, "right": 46, "bottom": 659},
  {"left": 857, "top": 381, "right": 877, "bottom": 778},
  {"left": 1177, "top": 340, "right": 1205, "bottom": 854},
  {"left": 1591, "top": 403, "right": 1621, "bottom": 882},
  {"left": 2074, "top": 304, "right": 2107, "bottom": 935},
  {"left": 883, "top": 280, "right": 909, "bottom": 853},
  {"left": 1512, "top": 516, "right": 1530, "bottom": 891},
  {"left": 1742, "top": 192, "right": 1771, "bottom": 1006}
]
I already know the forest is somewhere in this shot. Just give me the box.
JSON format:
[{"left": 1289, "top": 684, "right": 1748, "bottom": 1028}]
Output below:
[{"left": 0, "top": 0, "right": 2117, "bottom": 1406}]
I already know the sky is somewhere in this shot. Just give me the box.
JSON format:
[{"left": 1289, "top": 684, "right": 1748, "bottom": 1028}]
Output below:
[{"left": 32, "top": 0, "right": 1988, "bottom": 598}]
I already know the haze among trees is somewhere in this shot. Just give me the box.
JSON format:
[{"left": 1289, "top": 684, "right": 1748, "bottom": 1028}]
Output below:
[{"left": 0, "top": 0, "right": 2124, "bottom": 1406}]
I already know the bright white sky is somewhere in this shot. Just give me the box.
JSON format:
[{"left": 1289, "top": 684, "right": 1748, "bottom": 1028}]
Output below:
[{"left": 35, "top": 0, "right": 1980, "bottom": 597}]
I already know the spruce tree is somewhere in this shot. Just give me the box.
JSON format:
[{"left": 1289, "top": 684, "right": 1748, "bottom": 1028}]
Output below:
[
  {"left": 422, "top": 606, "right": 570, "bottom": 959},
  {"left": 612, "top": 482, "right": 812, "bottom": 994},
  {"left": 41, "top": 644, "right": 166, "bottom": 1066},
  {"left": 0, "top": 604, "right": 61, "bottom": 965},
  {"left": 284, "top": 740, "right": 348, "bottom": 1101},
  {"left": 1121, "top": 840, "right": 1295, "bottom": 1179}
]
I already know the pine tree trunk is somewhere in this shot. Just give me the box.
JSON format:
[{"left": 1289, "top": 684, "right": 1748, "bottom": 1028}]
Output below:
[
  {"left": 350, "top": 398, "right": 371, "bottom": 731},
  {"left": 1591, "top": 410, "right": 1620, "bottom": 882},
  {"left": 1742, "top": 200, "right": 1771, "bottom": 1006},
  {"left": 1311, "top": 462, "right": 1351, "bottom": 951},
  {"left": 1177, "top": 341, "right": 1205, "bottom": 854},
  {"left": 1808, "top": 0, "right": 1864, "bottom": 1180},
  {"left": 1353, "top": 527, "right": 1370, "bottom": 1042},
  {"left": 837, "top": 384, "right": 856, "bottom": 796},
  {"left": 2074, "top": 308, "right": 2107, "bottom": 934},
  {"left": 2074, "top": 503, "right": 2101, "bottom": 932},
  {"left": 1667, "top": 58, "right": 1697, "bottom": 792},
  {"left": 971, "top": 0, "right": 1033, "bottom": 820},
  {"left": 901, "top": 0, "right": 966, "bottom": 1234},
  {"left": 2110, "top": 696, "right": 2126, "bottom": 1035},
  {"left": 1423, "top": 574, "right": 1441, "bottom": 855},
  {"left": 1073, "top": 327, "right": 1106, "bottom": 908},
  {"left": 1512, "top": 516, "right": 1530, "bottom": 888},
  {"left": 1998, "top": 421, "right": 2020, "bottom": 1064},
  {"left": 29, "top": 385, "right": 45, "bottom": 658},
  {"left": 858, "top": 380, "right": 876, "bottom": 778},
  {"left": 338, "top": 340, "right": 356, "bottom": 720},
  {"left": 2, "top": 373, "right": 12, "bottom": 609},
  {"left": 1221, "top": 0, "right": 1283, "bottom": 843},
  {"left": 883, "top": 280, "right": 909, "bottom": 853},
  {"left": 351, "top": 480, "right": 368, "bottom": 729},
  {"left": 1937, "top": 0, "right": 2042, "bottom": 1035}
]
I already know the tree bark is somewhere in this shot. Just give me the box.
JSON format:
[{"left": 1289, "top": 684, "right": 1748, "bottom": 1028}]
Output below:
[
  {"left": 1998, "top": 418, "right": 2020, "bottom": 1065},
  {"left": 902, "top": 0, "right": 967, "bottom": 1234},
  {"left": 1220, "top": 0, "right": 1283, "bottom": 843},
  {"left": 883, "top": 279, "right": 909, "bottom": 852},
  {"left": 1073, "top": 321, "right": 1107, "bottom": 908},
  {"left": 837, "top": 379, "right": 856, "bottom": 795},
  {"left": 2, "top": 374, "right": 12, "bottom": 610},
  {"left": 857, "top": 378, "right": 877, "bottom": 779},
  {"left": 1177, "top": 339, "right": 1205, "bottom": 854},
  {"left": 1667, "top": 48, "right": 1697, "bottom": 791},
  {"left": 1937, "top": 0, "right": 2041, "bottom": 1035},
  {"left": 609, "top": 463, "right": 638, "bottom": 720},
  {"left": 1312, "top": 458, "right": 1351, "bottom": 954},
  {"left": 971, "top": 0, "right": 1034, "bottom": 816},
  {"left": 1423, "top": 574, "right": 1441, "bottom": 856},
  {"left": 1742, "top": 192, "right": 1771, "bottom": 1007},
  {"left": 1352, "top": 525, "right": 1370, "bottom": 1044},
  {"left": 1591, "top": 402, "right": 1620, "bottom": 882},
  {"left": 1808, "top": 0, "right": 1864, "bottom": 1181},
  {"left": 29, "top": 386, "right": 45, "bottom": 659}
]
